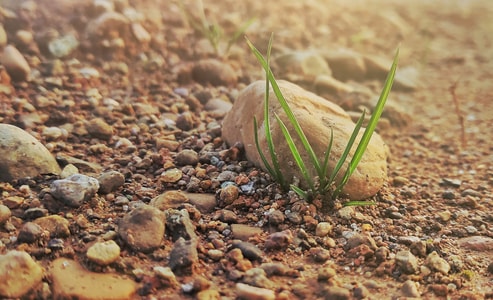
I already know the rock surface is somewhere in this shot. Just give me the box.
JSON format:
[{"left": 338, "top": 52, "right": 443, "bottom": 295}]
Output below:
[
  {"left": 222, "top": 80, "right": 388, "bottom": 200},
  {"left": 118, "top": 205, "right": 165, "bottom": 252},
  {"left": 0, "top": 124, "right": 61, "bottom": 182},
  {"left": 50, "top": 174, "right": 100, "bottom": 207},
  {"left": 50, "top": 258, "right": 137, "bottom": 300},
  {"left": 0, "top": 250, "right": 44, "bottom": 298}
]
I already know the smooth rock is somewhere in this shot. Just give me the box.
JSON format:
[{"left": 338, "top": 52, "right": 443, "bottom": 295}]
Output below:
[
  {"left": 314, "top": 75, "right": 354, "bottom": 96},
  {"left": 0, "top": 25, "right": 6, "bottom": 48},
  {"left": 346, "top": 233, "right": 377, "bottom": 250},
  {"left": 50, "top": 174, "right": 100, "bottom": 207},
  {"left": 0, "top": 124, "right": 61, "bottom": 182},
  {"left": 0, "top": 251, "right": 43, "bottom": 298},
  {"left": 161, "top": 168, "right": 183, "bottom": 183},
  {"left": 321, "top": 286, "right": 351, "bottom": 300},
  {"left": 50, "top": 258, "right": 137, "bottom": 300},
  {"left": 176, "top": 149, "right": 199, "bottom": 166},
  {"left": 401, "top": 280, "right": 420, "bottom": 297},
  {"left": 222, "top": 80, "right": 388, "bottom": 200},
  {"left": 458, "top": 236, "right": 493, "bottom": 251},
  {"left": 219, "top": 184, "right": 239, "bottom": 205},
  {"left": 315, "top": 222, "right": 333, "bottom": 237},
  {"left": 98, "top": 171, "right": 125, "bottom": 194},
  {"left": 0, "top": 204, "right": 11, "bottom": 224},
  {"left": 264, "top": 230, "right": 293, "bottom": 251},
  {"left": 118, "top": 205, "right": 165, "bottom": 252},
  {"left": 169, "top": 237, "right": 198, "bottom": 274},
  {"left": 426, "top": 251, "right": 450, "bottom": 275},
  {"left": 395, "top": 250, "right": 419, "bottom": 274},
  {"left": 275, "top": 51, "right": 331, "bottom": 82},
  {"left": 322, "top": 48, "right": 367, "bottom": 81},
  {"left": 86, "top": 240, "right": 121, "bottom": 265},
  {"left": 191, "top": 58, "right": 237, "bottom": 86},
  {"left": 185, "top": 192, "right": 217, "bottom": 213},
  {"left": 0, "top": 45, "right": 31, "bottom": 81},
  {"left": 205, "top": 98, "right": 233, "bottom": 118},
  {"left": 17, "top": 222, "right": 44, "bottom": 243},
  {"left": 231, "top": 224, "right": 263, "bottom": 241},
  {"left": 236, "top": 283, "right": 275, "bottom": 300},
  {"left": 87, "top": 118, "right": 113, "bottom": 140},
  {"left": 151, "top": 190, "right": 189, "bottom": 210},
  {"left": 33, "top": 215, "right": 70, "bottom": 237}
]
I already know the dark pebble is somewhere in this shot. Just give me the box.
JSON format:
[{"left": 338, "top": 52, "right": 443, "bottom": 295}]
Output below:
[{"left": 231, "top": 240, "right": 263, "bottom": 261}]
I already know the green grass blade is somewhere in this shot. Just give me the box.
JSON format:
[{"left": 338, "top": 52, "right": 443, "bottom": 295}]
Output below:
[
  {"left": 226, "top": 17, "right": 256, "bottom": 53},
  {"left": 275, "top": 113, "right": 315, "bottom": 191},
  {"left": 245, "top": 37, "right": 323, "bottom": 178},
  {"left": 253, "top": 116, "right": 278, "bottom": 180},
  {"left": 319, "top": 127, "right": 334, "bottom": 191},
  {"left": 328, "top": 110, "right": 366, "bottom": 188},
  {"left": 340, "top": 49, "right": 399, "bottom": 188},
  {"left": 290, "top": 184, "right": 309, "bottom": 200}
]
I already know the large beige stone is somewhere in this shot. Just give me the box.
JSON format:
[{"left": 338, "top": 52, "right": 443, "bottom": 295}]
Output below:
[
  {"left": 222, "top": 80, "right": 388, "bottom": 200},
  {"left": 0, "top": 250, "right": 44, "bottom": 298},
  {"left": 0, "top": 124, "right": 61, "bottom": 182}
]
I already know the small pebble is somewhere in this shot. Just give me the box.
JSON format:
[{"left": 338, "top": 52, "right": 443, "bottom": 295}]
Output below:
[
  {"left": 176, "top": 149, "right": 199, "bottom": 166},
  {"left": 426, "top": 251, "right": 450, "bottom": 275},
  {"left": 86, "top": 240, "right": 121, "bottom": 265},
  {"left": 401, "top": 280, "right": 420, "bottom": 297},
  {"left": 264, "top": 230, "right": 293, "bottom": 250},
  {"left": 232, "top": 241, "right": 263, "bottom": 261},
  {"left": 153, "top": 266, "right": 179, "bottom": 288},
  {"left": 0, "top": 45, "right": 31, "bottom": 82},
  {"left": 315, "top": 222, "right": 333, "bottom": 237},
  {"left": 98, "top": 171, "right": 125, "bottom": 194}
]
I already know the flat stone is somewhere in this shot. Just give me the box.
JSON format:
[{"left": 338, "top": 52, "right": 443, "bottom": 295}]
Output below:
[
  {"left": 236, "top": 283, "right": 275, "bottom": 300},
  {"left": 222, "top": 80, "right": 388, "bottom": 200},
  {"left": 322, "top": 48, "right": 367, "bottom": 81},
  {"left": 0, "top": 250, "right": 43, "bottom": 298},
  {"left": 50, "top": 258, "right": 137, "bottom": 300},
  {"left": 458, "top": 236, "right": 493, "bottom": 251},
  {"left": 151, "top": 190, "right": 189, "bottom": 210},
  {"left": 185, "top": 192, "right": 217, "bottom": 213},
  {"left": 231, "top": 224, "right": 263, "bottom": 241},
  {"left": 275, "top": 50, "right": 332, "bottom": 82},
  {"left": 118, "top": 205, "right": 165, "bottom": 253},
  {"left": 0, "top": 124, "right": 61, "bottom": 182},
  {"left": 192, "top": 58, "right": 237, "bottom": 86}
]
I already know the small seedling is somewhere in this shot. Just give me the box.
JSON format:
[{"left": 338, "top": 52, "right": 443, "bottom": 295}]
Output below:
[
  {"left": 175, "top": 0, "right": 255, "bottom": 56},
  {"left": 247, "top": 34, "right": 398, "bottom": 207}
]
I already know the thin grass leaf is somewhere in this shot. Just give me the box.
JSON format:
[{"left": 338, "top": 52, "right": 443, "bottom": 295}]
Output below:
[
  {"left": 275, "top": 113, "right": 315, "bottom": 192},
  {"left": 344, "top": 201, "right": 376, "bottom": 207},
  {"left": 245, "top": 37, "right": 323, "bottom": 180},
  {"left": 226, "top": 17, "right": 256, "bottom": 53},
  {"left": 290, "top": 184, "right": 308, "bottom": 200},
  {"left": 327, "top": 110, "right": 366, "bottom": 190},
  {"left": 253, "top": 117, "right": 278, "bottom": 180},
  {"left": 338, "top": 49, "right": 399, "bottom": 192},
  {"left": 319, "top": 127, "right": 334, "bottom": 192}
]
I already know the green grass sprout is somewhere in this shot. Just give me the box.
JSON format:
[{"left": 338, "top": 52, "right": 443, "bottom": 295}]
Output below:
[
  {"left": 176, "top": 0, "right": 255, "bottom": 56},
  {"left": 247, "top": 34, "right": 398, "bottom": 206}
]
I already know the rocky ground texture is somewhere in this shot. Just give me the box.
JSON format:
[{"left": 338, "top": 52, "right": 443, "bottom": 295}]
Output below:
[{"left": 0, "top": 0, "right": 492, "bottom": 299}]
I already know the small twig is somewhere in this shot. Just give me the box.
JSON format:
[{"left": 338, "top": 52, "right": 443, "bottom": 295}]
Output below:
[{"left": 449, "top": 80, "right": 466, "bottom": 148}]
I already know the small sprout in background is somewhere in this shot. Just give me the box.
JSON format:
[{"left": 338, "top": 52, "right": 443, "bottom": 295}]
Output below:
[
  {"left": 247, "top": 34, "right": 399, "bottom": 208},
  {"left": 175, "top": 0, "right": 255, "bottom": 56}
]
